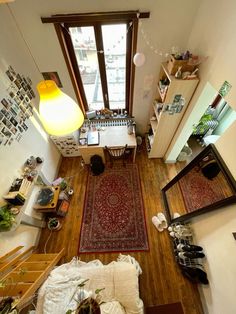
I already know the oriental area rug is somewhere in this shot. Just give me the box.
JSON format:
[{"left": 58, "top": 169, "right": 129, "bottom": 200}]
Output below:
[
  {"left": 178, "top": 166, "right": 233, "bottom": 213},
  {"left": 78, "top": 164, "right": 149, "bottom": 253}
]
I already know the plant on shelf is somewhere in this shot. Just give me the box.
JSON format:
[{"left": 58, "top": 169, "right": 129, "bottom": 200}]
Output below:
[{"left": 0, "top": 205, "right": 16, "bottom": 231}]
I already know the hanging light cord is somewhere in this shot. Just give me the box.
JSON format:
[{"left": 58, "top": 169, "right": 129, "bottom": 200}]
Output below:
[{"left": 7, "top": 3, "right": 43, "bottom": 77}]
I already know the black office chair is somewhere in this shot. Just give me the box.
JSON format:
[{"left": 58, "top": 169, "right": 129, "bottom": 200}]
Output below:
[{"left": 105, "top": 144, "right": 128, "bottom": 167}]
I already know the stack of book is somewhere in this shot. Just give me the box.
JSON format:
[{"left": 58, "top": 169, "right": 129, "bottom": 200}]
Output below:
[{"left": 3, "top": 178, "right": 32, "bottom": 205}]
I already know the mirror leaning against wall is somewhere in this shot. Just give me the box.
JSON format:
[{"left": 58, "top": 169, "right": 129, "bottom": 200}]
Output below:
[{"left": 162, "top": 144, "right": 236, "bottom": 224}]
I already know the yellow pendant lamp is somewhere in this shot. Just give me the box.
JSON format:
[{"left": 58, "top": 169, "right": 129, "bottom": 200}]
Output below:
[{"left": 37, "top": 80, "right": 84, "bottom": 136}]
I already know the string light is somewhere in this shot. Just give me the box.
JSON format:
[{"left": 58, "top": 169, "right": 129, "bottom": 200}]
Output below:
[{"left": 136, "top": 12, "right": 170, "bottom": 58}]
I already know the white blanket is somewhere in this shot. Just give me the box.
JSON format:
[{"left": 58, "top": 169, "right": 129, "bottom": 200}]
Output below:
[{"left": 36, "top": 255, "right": 144, "bottom": 314}]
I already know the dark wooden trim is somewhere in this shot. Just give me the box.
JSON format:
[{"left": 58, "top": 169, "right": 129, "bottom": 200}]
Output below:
[
  {"left": 62, "top": 24, "right": 89, "bottom": 111},
  {"left": 41, "top": 11, "right": 150, "bottom": 24},
  {"left": 211, "top": 93, "right": 222, "bottom": 109},
  {"left": 94, "top": 23, "right": 109, "bottom": 109},
  {"left": 162, "top": 144, "right": 236, "bottom": 224},
  {"left": 54, "top": 24, "right": 86, "bottom": 113},
  {"left": 50, "top": 11, "right": 149, "bottom": 114},
  {"left": 129, "top": 18, "right": 138, "bottom": 115},
  {"left": 125, "top": 21, "right": 132, "bottom": 113}
]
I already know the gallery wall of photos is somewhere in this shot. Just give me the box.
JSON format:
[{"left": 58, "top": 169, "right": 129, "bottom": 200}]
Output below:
[{"left": 0, "top": 65, "right": 35, "bottom": 147}]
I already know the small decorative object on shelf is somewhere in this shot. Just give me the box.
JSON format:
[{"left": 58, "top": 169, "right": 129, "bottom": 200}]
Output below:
[
  {"left": 174, "top": 66, "right": 182, "bottom": 79},
  {"left": 168, "top": 222, "right": 209, "bottom": 285}
]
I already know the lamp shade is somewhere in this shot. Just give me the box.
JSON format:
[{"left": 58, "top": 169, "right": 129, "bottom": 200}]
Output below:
[
  {"left": 37, "top": 80, "right": 84, "bottom": 136},
  {"left": 133, "top": 52, "right": 145, "bottom": 67}
]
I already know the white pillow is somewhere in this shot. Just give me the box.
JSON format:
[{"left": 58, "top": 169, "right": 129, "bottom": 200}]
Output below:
[
  {"left": 113, "top": 262, "right": 144, "bottom": 314},
  {"left": 100, "top": 300, "right": 126, "bottom": 314}
]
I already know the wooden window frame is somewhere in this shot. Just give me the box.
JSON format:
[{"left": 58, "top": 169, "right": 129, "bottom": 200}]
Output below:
[{"left": 41, "top": 11, "right": 150, "bottom": 115}]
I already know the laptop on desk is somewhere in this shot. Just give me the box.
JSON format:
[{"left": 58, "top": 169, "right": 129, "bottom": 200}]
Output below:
[{"left": 87, "top": 130, "right": 99, "bottom": 146}]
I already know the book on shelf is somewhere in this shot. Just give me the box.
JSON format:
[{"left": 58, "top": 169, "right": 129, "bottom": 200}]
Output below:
[{"left": 3, "top": 192, "right": 26, "bottom": 205}]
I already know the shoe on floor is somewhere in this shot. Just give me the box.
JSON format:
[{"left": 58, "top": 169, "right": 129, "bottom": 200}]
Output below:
[
  {"left": 178, "top": 251, "right": 205, "bottom": 259},
  {"left": 180, "top": 265, "right": 209, "bottom": 285},
  {"left": 157, "top": 212, "right": 168, "bottom": 229},
  {"left": 177, "top": 244, "right": 203, "bottom": 252},
  {"left": 152, "top": 216, "right": 164, "bottom": 232}
]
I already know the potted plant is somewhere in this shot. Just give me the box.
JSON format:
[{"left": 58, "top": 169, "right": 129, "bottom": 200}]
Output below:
[
  {"left": 47, "top": 217, "right": 61, "bottom": 231},
  {"left": 0, "top": 205, "right": 16, "bottom": 231}
]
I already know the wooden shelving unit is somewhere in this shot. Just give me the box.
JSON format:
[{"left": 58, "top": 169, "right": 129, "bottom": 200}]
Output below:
[{"left": 147, "top": 63, "right": 199, "bottom": 159}]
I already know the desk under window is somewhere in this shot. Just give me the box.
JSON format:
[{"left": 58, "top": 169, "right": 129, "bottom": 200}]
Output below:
[{"left": 79, "top": 126, "right": 137, "bottom": 164}]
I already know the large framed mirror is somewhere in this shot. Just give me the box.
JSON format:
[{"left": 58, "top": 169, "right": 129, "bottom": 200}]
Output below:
[{"left": 162, "top": 144, "right": 236, "bottom": 223}]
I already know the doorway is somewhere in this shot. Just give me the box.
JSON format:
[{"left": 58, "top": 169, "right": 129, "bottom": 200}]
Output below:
[
  {"left": 165, "top": 82, "right": 236, "bottom": 163},
  {"left": 186, "top": 96, "right": 236, "bottom": 162}
]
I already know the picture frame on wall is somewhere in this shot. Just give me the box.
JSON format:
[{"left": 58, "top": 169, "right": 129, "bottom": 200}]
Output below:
[
  {"left": 0, "top": 65, "right": 35, "bottom": 146},
  {"left": 42, "top": 71, "right": 63, "bottom": 88}
]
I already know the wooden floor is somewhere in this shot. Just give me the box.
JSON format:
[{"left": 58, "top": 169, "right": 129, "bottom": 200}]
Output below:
[{"left": 37, "top": 148, "right": 203, "bottom": 314}]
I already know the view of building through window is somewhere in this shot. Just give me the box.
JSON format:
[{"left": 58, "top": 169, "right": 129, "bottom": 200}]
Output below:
[{"left": 70, "top": 24, "right": 126, "bottom": 111}]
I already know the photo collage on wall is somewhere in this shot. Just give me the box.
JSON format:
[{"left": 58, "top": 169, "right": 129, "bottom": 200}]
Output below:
[{"left": 0, "top": 65, "right": 35, "bottom": 146}]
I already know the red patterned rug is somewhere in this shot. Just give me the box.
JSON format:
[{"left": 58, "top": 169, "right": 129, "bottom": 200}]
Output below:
[
  {"left": 78, "top": 164, "right": 149, "bottom": 253},
  {"left": 179, "top": 166, "right": 233, "bottom": 213}
]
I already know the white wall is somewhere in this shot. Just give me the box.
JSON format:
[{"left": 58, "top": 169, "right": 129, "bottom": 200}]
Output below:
[
  {"left": 166, "top": 0, "right": 236, "bottom": 161},
  {"left": 0, "top": 5, "right": 61, "bottom": 255},
  {"left": 167, "top": 0, "right": 236, "bottom": 312},
  {"left": 213, "top": 107, "right": 236, "bottom": 136},
  {"left": 8, "top": 0, "right": 201, "bottom": 134},
  {"left": 191, "top": 122, "right": 236, "bottom": 314},
  {"left": 165, "top": 82, "right": 217, "bottom": 162}
]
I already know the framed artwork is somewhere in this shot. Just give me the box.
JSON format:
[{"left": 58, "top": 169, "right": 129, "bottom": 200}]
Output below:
[{"left": 41, "top": 71, "right": 63, "bottom": 88}]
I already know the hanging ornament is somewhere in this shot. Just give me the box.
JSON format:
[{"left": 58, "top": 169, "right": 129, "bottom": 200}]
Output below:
[{"left": 133, "top": 52, "right": 146, "bottom": 67}]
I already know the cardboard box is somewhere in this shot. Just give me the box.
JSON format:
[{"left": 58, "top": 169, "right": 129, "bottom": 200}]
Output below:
[{"left": 167, "top": 55, "right": 195, "bottom": 75}]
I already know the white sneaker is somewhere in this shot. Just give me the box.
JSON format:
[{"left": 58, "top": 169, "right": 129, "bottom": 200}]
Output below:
[{"left": 152, "top": 216, "right": 164, "bottom": 232}]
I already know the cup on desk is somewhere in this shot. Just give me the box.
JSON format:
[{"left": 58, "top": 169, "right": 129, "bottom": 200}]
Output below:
[{"left": 127, "top": 122, "right": 134, "bottom": 135}]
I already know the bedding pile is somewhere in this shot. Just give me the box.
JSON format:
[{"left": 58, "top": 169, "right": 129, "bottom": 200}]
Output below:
[{"left": 35, "top": 255, "right": 143, "bottom": 314}]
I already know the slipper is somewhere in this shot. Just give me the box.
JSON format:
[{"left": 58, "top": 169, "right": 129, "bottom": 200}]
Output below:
[
  {"left": 152, "top": 216, "right": 164, "bottom": 232},
  {"left": 157, "top": 212, "right": 168, "bottom": 229}
]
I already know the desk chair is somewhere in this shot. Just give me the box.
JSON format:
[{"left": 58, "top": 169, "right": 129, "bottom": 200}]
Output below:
[{"left": 105, "top": 144, "right": 128, "bottom": 167}]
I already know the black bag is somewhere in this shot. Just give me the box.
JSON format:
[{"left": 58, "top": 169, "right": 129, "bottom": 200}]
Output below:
[
  {"left": 90, "top": 155, "right": 105, "bottom": 176},
  {"left": 201, "top": 160, "right": 220, "bottom": 180}
]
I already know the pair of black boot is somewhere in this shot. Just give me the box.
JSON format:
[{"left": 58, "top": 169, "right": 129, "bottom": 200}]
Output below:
[
  {"left": 177, "top": 244, "right": 205, "bottom": 259},
  {"left": 176, "top": 244, "right": 208, "bottom": 284},
  {"left": 180, "top": 264, "right": 209, "bottom": 285}
]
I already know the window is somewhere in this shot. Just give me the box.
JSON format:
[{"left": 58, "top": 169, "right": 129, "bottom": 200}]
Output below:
[
  {"left": 44, "top": 11, "right": 150, "bottom": 115},
  {"left": 69, "top": 24, "right": 127, "bottom": 111}
]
